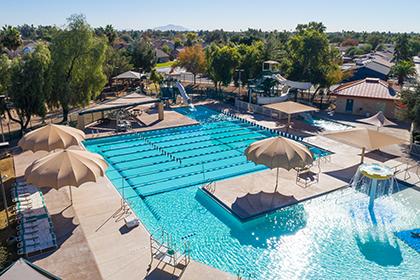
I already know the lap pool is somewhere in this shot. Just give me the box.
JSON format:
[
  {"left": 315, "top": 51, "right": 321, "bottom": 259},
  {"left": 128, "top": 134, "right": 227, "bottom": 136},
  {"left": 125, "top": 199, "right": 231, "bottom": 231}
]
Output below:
[{"left": 84, "top": 106, "right": 420, "bottom": 279}]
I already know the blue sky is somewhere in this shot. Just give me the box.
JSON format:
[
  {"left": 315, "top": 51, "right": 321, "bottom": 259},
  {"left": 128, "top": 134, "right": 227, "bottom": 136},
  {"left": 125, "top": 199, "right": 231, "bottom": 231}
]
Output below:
[{"left": 1, "top": 0, "right": 420, "bottom": 32}]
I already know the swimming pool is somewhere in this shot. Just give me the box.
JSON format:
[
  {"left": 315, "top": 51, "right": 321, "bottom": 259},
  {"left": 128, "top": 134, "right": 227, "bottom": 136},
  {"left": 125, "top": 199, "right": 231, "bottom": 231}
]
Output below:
[
  {"left": 84, "top": 106, "right": 420, "bottom": 279},
  {"left": 85, "top": 106, "right": 330, "bottom": 197}
]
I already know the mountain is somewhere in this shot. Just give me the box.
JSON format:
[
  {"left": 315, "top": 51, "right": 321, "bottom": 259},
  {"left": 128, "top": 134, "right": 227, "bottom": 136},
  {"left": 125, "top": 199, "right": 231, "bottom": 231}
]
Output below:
[{"left": 153, "top": 24, "right": 190, "bottom": 32}]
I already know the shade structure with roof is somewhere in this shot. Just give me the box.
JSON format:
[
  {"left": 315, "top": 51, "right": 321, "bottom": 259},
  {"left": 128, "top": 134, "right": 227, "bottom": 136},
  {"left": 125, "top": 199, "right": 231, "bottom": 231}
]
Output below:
[
  {"left": 18, "top": 124, "right": 85, "bottom": 152},
  {"left": 358, "top": 111, "right": 396, "bottom": 129},
  {"left": 0, "top": 258, "right": 61, "bottom": 280},
  {"left": 112, "top": 70, "right": 143, "bottom": 80},
  {"left": 323, "top": 128, "right": 405, "bottom": 163},
  {"left": 245, "top": 137, "right": 313, "bottom": 192},
  {"left": 264, "top": 101, "right": 318, "bottom": 130},
  {"left": 77, "top": 92, "right": 162, "bottom": 130},
  {"left": 24, "top": 149, "right": 108, "bottom": 204}
]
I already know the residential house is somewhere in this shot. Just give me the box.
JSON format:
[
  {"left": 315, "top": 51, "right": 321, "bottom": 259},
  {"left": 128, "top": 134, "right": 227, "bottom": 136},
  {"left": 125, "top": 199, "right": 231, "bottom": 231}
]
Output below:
[
  {"left": 345, "top": 58, "right": 394, "bottom": 82},
  {"left": 155, "top": 48, "right": 170, "bottom": 63},
  {"left": 332, "top": 78, "right": 399, "bottom": 118}
]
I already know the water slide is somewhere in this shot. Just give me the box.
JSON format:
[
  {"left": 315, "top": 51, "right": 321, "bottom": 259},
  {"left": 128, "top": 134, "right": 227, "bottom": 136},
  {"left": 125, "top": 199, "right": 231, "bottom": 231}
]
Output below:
[{"left": 175, "top": 81, "right": 193, "bottom": 107}]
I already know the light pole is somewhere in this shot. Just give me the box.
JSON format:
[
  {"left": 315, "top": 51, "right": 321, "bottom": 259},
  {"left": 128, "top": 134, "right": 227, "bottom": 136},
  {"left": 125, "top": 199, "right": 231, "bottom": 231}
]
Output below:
[
  {"left": 235, "top": 69, "right": 244, "bottom": 95},
  {"left": 0, "top": 115, "right": 4, "bottom": 142},
  {"left": 1, "top": 173, "right": 9, "bottom": 225}
]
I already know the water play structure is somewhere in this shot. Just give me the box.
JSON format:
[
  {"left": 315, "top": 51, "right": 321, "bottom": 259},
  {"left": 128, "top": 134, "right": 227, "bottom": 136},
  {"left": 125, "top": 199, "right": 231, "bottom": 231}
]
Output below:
[
  {"left": 160, "top": 78, "right": 194, "bottom": 109},
  {"left": 175, "top": 81, "right": 192, "bottom": 106},
  {"left": 351, "top": 163, "right": 396, "bottom": 209}
]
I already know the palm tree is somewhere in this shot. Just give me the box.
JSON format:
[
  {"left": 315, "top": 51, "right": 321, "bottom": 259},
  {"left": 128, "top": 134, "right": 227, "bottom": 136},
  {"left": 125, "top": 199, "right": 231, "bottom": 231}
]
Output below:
[{"left": 392, "top": 60, "right": 416, "bottom": 85}]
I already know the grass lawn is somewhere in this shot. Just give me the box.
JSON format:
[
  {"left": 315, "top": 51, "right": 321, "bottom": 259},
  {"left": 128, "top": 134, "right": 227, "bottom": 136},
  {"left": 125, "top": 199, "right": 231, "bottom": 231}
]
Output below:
[{"left": 155, "top": 61, "right": 175, "bottom": 68}]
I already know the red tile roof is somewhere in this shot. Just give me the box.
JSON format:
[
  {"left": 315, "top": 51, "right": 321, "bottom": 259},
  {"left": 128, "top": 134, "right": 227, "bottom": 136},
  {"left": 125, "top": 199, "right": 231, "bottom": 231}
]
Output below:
[{"left": 333, "top": 78, "right": 399, "bottom": 100}]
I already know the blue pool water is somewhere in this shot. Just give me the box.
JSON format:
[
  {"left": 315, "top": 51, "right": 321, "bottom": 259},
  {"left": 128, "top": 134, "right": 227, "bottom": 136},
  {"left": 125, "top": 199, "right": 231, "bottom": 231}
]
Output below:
[
  {"left": 84, "top": 106, "right": 420, "bottom": 279},
  {"left": 301, "top": 115, "right": 352, "bottom": 131}
]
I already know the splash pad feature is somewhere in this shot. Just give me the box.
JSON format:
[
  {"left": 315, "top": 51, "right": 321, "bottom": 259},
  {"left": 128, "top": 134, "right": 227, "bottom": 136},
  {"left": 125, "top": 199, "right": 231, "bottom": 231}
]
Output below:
[{"left": 351, "top": 163, "right": 396, "bottom": 209}]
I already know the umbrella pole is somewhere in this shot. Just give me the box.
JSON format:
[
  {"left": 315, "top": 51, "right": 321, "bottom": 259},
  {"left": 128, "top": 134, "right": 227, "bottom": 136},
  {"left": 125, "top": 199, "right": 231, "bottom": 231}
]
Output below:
[
  {"left": 69, "top": 186, "right": 73, "bottom": 205},
  {"left": 360, "top": 147, "right": 365, "bottom": 164},
  {"left": 287, "top": 114, "right": 291, "bottom": 132},
  {"left": 274, "top": 168, "right": 279, "bottom": 193}
]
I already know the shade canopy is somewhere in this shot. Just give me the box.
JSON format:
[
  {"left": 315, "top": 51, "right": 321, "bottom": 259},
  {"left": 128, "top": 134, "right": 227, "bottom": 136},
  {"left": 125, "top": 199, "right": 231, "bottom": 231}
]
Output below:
[
  {"left": 0, "top": 258, "right": 61, "bottom": 280},
  {"left": 18, "top": 124, "right": 85, "bottom": 152},
  {"left": 358, "top": 111, "right": 396, "bottom": 128},
  {"left": 264, "top": 101, "right": 318, "bottom": 115},
  {"left": 323, "top": 128, "right": 405, "bottom": 151},
  {"left": 245, "top": 137, "right": 313, "bottom": 170},
  {"left": 25, "top": 149, "right": 108, "bottom": 190},
  {"left": 112, "top": 70, "right": 142, "bottom": 80}
]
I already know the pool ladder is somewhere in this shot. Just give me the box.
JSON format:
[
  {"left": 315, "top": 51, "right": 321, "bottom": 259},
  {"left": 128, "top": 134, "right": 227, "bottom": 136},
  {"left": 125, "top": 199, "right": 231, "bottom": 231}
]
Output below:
[{"left": 149, "top": 228, "right": 191, "bottom": 268}]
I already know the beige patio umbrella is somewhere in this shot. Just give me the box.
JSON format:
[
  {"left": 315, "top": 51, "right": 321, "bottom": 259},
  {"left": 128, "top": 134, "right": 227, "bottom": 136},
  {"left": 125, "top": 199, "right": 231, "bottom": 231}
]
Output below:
[
  {"left": 245, "top": 137, "right": 313, "bottom": 192},
  {"left": 323, "top": 128, "right": 405, "bottom": 163},
  {"left": 24, "top": 149, "right": 108, "bottom": 204},
  {"left": 358, "top": 111, "right": 396, "bottom": 130},
  {"left": 18, "top": 124, "right": 85, "bottom": 152}
]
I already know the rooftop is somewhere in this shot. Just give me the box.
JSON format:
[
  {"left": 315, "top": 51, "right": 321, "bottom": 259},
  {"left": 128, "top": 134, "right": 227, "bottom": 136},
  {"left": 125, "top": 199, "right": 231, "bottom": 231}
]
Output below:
[{"left": 333, "top": 78, "right": 398, "bottom": 100}]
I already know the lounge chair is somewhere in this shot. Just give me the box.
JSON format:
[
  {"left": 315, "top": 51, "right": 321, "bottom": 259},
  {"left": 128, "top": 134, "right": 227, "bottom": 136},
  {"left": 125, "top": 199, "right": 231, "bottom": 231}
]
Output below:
[
  {"left": 295, "top": 164, "right": 319, "bottom": 187},
  {"left": 17, "top": 239, "right": 58, "bottom": 256},
  {"left": 16, "top": 218, "right": 53, "bottom": 232},
  {"left": 16, "top": 207, "right": 48, "bottom": 218}
]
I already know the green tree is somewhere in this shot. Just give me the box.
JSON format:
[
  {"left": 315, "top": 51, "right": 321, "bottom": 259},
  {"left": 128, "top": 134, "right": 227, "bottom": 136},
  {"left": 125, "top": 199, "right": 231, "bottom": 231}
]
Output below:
[
  {"left": 161, "top": 44, "right": 172, "bottom": 56},
  {"left": 394, "top": 34, "right": 412, "bottom": 62},
  {"left": 391, "top": 60, "right": 416, "bottom": 85},
  {"left": 129, "top": 38, "right": 156, "bottom": 72},
  {"left": 296, "top": 22, "right": 326, "bottom": 33},
  {"left": 237, "top": 41, "right": 264, "bottom": 84},
  {"left": 175, "top": 44, "right": 206, "bottom": 84},
  {"left": 410, "top": 36, "right": 420, "bottom": 56},
  {"left": 0, "top": 25, "right": 22, "bottom": 51},
  {"left": 367, "top": 33, "right": 382, "bottom": 50},
  {"left": 399, "top": 83, "right": 420, "bottom": 126},
  {"left": 174, "top": 38, "right": 183, "bottom": 49},
  {"left": 0, "top": 54, "right": 13, "bottom": 95},
  {"left": 104, "top": 24, "right": 117, "bottom": 44},
  {"left": 286, "top": 22, "right": 341, "bottom": 101},
  {"left": 149, "top": 68, "right": 163, "bottom": 92},
  {"left": 206, "top": 44, "right": 240, "bottom": 90},
  {"left": 96, "top": 24, "right": 117, "bottom": 44},
  {"left": 103, "top": 47, "right": 133, "bottom": 85},
  {"left": 261, "top": 33, "right": 288, "bottom": 66},
  {"left": 185, "top": 32, "right": 198, "bottom": 46},
  {"left": 19, "top": 24, "right": 36, "bottom": 40},
  {"left": 49, "top": 14, "right": 107, "bottom": 123},
  {"left": 7, "top": 43, "right": 51, "bottom": 133}
]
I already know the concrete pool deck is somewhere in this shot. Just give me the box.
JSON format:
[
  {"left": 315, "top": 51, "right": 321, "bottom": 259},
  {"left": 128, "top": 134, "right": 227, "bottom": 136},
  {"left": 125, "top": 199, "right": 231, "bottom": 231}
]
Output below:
[{"left": 13, "top": 150, "right": 234, "bottom": 280}]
